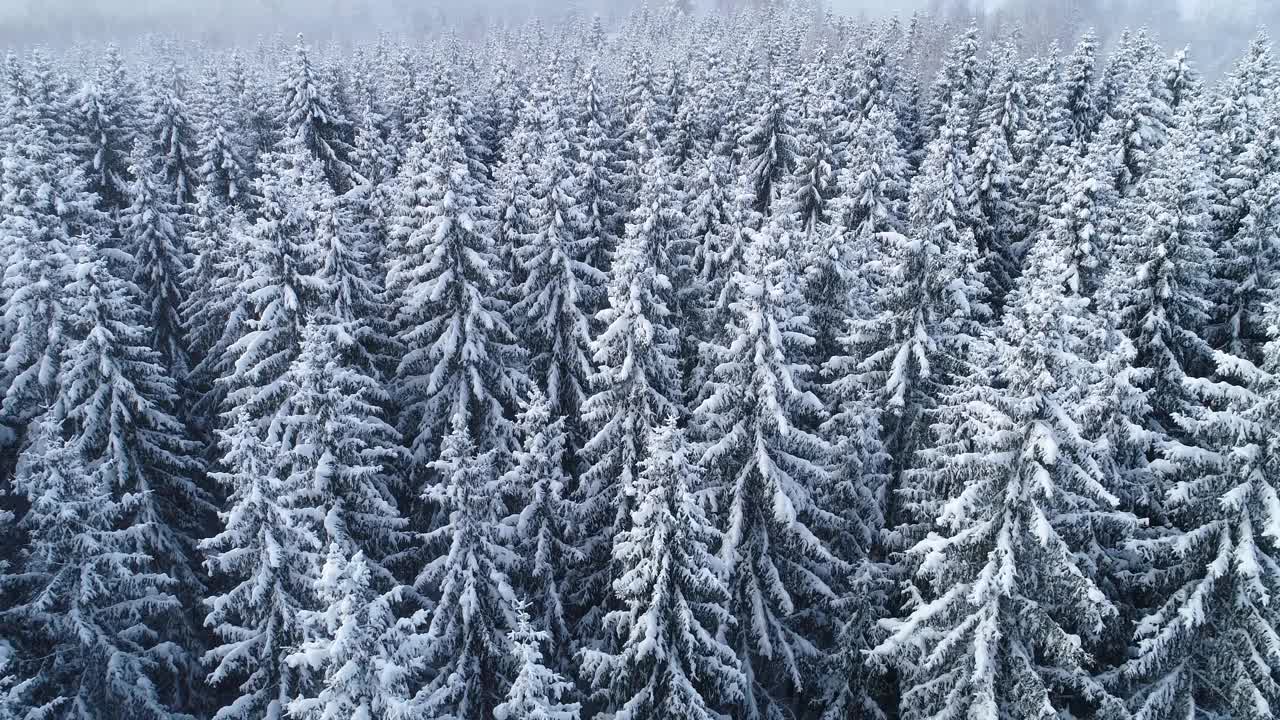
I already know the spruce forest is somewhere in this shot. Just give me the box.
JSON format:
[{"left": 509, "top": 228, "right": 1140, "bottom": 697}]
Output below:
[{"left": 1, "top": 1, "right": 1279, "bottom": 719}]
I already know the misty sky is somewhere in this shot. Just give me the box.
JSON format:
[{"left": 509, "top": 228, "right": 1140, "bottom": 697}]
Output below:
[{"left": 0, "top": 0, "right": 1265, "bottom": 42}]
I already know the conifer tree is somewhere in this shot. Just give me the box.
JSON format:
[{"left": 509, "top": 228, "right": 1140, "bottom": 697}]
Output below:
[
  {"left": 286, "top": 547, "right": 412, "bottom": 720},
  {"left": 220, "top": 147, "right": 330, "bottom": 434},
  {"left": 582, "top": 420, "right": 743, "bottom": 720},
  {"left": 844, "top": 106, "right": 990, "bottom": 538},
  {"left": 54, "top": 245, "right": 211, "bottom": 695},
  {"left": 1, "top": 415, "right": 188, "bottom": 720},
  {"left": 873, "top": 212, "right": 1133, "bottom": 720},
  {"left": 181, "top": 187, "right": 251, "bottom": 437},
  {"left": 504, "top": 391, "right": 579, "bottom": 665},
  {"left": 194, "top": 91, "right": 251, "bottom": 209},
  {"left": 738, "top": 71, "right": 798, "bottom": 215},
  {"left": 574, "top": 63, "right": 625, "bottom": 286},
  {"left": 0, "top": 121, "right": 102, "bottom": 440},
  {"left": 404, "top": 421, "right": 516, "bottom": 720},
  {"left": 496, "top": 601, "right": 581, "bottom": 720},
  {"left": 694, "top": 220, "right": 838, "bottom": 720},
  {"left": 513, "top": 102, "right": 600, "bottom": 423},
  {"left": 280, "top": 35, "right": 355, "bottom": 193},
  {"left": 71, "top": 46, "right": 140, "bottom": 210},
  {"left": 281, "top": 322, "right": 405, "bottom": 564},
  {"left": 1109, "top": 125, "right": 1215, "bottom": 438},
  {"left": 148, "top": 68, "right": 201, "bottom": 206},
  {"left": 923, "top": 24, "right": 981, "bottom": 141},
  {"left": 572, "top": 148, "right": 682, "bottom": 644},
  {"left": 1120, "top": 270, "right": 1280, "bottom": 719},
  {"left": 389, "top": 114, "right": 525, "bottom": 469},
  {"left": 122, "top": 143, "right": 192, "bottom": 380},
  {"left": 202, "top": 413, "right": 321, "bottom": 720},
  {"left": 808, "top": 103, "right": 909, "bottom": 375}
]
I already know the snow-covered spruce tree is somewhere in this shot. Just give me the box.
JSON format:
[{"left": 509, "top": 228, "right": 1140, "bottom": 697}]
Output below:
[
  {"left": 1040, "top": 118, "right": 1123, "bottom": 303},
  {"left": 807, "top": 103, "right": 909, "bottom": 379},
  {"left": 1205, "top": 31, "right": 1275, "bottom": 239},
  {"left": 872, "top": 214, "right": 1134, "bottom": 720},
  {"left": 582, "top": 420, "right": 743, "bottom": 720},
  {"left": 693, "top": 219, "right": 839, "bottom": 720},
  {"left": 202, "top": 413, "right": 321, "bottom": 720},
  {"left": 574, "top": 62, "right": 626, "bottom": 289},
  {"left": 286, "top": 546, "right": 412, "bottom": 720},
  {"left": 0, "top": 119, "right": 103, "bottom": 442},
  {"left": 496, "top": 600, "right": 581, "bottom": 720},
  {"left": 70, "top": 47, "right": 140, "bottom": 211},
  {"left": 1109, "top": 123, "right": 1215, "bottom": 439},
  {"left": 923, "top": 24, "right": 981, "bottom": 142},
  {"left": 571, "top": 146, "right": 682, "bottom": 648},
  {"left": 1058, "top": 29, "right": 1102, "bottom": 151},
  {"left": 403, "top": 420, "right": 517, "bottom": 720},
  {"left": 280, "top": 34, "right": 355, "bottom": 194},
  {"left": 194, "top": 85, "right": 251, "bottom": 209},
  {"left": 1104, "top": 50, "right": 1173, "bottom": 195},
  {"left": 738, "top": 70, "right": 799, "bottom": 216},
  {"left": 786, "top": 78, "right": 838, "bottom": 245},
  {"left": 54, "top": 246, "right": 211, "bottom": 698},
  {"left": 843, "top": 104, "right": 990, "bottom": 540},
  {"left": 1119, "top": 277, "right": 1280, "bottom": 718},
  {"left": 512, "top": 99, "right": 601, "bottom": 424},
  {"left": 181, "top": 187, "right": 252, "bottom": 438},
  {"left": 314, "top": 182, "right": 396, "bottom": 381},
  {"left": 0, "top": 415, "right": 188, "bottom": 720},
  {"left": 122, "top": 142, "right": 192, "bottom": 381},
  {"left": 220, "top": 146, "right": 331, "bottom": 436},
  {"left": 503, "top": 390, "right": 579, "bottom": 668},
  {"left": 280, "top": 321, "right": 406, "bottom": 566},
  {"left": 147, "top": 67, "right": 201, "bottom": 206},
  {"left": 389, "top": 113, "right": 525, "bottom": 470},
  {"left": 1213, "top": 158, "right": 1280, "bottom": 364}
]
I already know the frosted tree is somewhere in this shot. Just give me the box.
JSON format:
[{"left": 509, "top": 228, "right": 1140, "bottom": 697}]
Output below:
[
  {"left": 281, "top": 322, "right": 405, "bottom": 562},
  {"left": 923, "top": 24, "right": 981, "bottom": 141},
  {"left": 194, "top": 84, "right": 251, "bottom": 208},
  {"left": 693, "top": 220, "right": 839, "bottom": 720},
  {"left": 389, "top": 114, "right": 525, "bottom": 469},
  {"left": 574, "top": 62, "right": 625, "bottom": 285},
  {"left": 1, "top": 416, "right": 187, "bottom": 720},
  {"left": 122, "top": 142, "right": 191, "bottom": 380},
  {"left": 843, "top": 106, "right": 990, "bottom": 539},
  {"left": 738, "top": 70, "right": 798, "bottom": 215},
  {"left": 582, "top": 421, "right": 744, "bottom": 720},
  {"left": 220, "top": 147, "right": 330, "bottom": 435},
  {"left": 808, "top": 103, "right": 909, "bottom": 373},
  {"left": 280, "top": 34, "right": 355, "bottom": 193},
  {"left": 1120, "top": 279, "right": 1280, "bottom": 718},
  {"left": 404, "top": 421, "right": 516, "bottom": 720},
  {"left": 513, "top": 101, "right": 601, "bottom": 423},
  {"left": 202, "top": 414, "right": 321, "bottom": 720},
  {"left": 0, "top": 120, "right": 102, "bottom": 440},
  {"left": 503, "top": 391, "right": 579, "bottom": 666},
  {"left": 1058, "top": 29, "right": 1101, "bottom": 150},
  {"left": 55, "top": 246, "right": 211, "bottom": 697},
  {"left": 496, "top": 601, "right": 581, "bottom": 720},
  {"left": 286, "top": 547, "right": 412, "bottom": 720},
  {"left": 873, "top": 218, "right": 1133, "bottom": 720},
  {"left": 1040, "top": 119, "right": 1123, "bottom": 302},
  {"left": 147, "top": 67, "right": 200, "bottom": 205},
  {"left": 314, "top": 185, "right": 395, "bottom": 380},
  {"left": 1213, "top": 163, "right": 1280, "bottom": 364},
  {"left": 181, "top": 187, "right": 252, "bottom": 437},
  {"left": 1109, "top": 124, "right": 1215, "bottom": 438},
  {"left": 70, "top": 46, "right": 140, "bottom": 210},
  {"left": 572, "top": 148, "right": 682, "bottom": 644}
]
